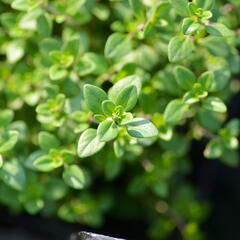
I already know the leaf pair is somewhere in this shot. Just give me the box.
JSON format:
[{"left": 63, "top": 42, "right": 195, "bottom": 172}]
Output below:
[
  {"left": 78, "top": 76, "right": 159, "bottom": 158},
  {"left": 83, "top": 81, "right": 139, "bottom": 116}
]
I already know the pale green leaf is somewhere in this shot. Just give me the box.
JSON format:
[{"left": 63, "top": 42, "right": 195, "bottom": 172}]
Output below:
[
  {"left": 164, "top": 99, "right": 189, "bottom": 124},
  {"left": 0, "top": 159, "right": 25, "bottom": 191},
  {"left": 77, "top": 129, "right": 105, "bottom": 158},
  {"left": 62, "top": 165, "right": 86, "bottom": 189},
  {"left": 97, "top": 120, "right": 118, "bottom": 142},
  {"left": 175, "top": 66, "right": 196, "bottom": 90},
  {"left": 115, "top": 85, "right": 138, "bottom": 111},
  {"left": 108, "top": 75, "right": 142, "bottom": 102},
  {"left": 104, "top": 33, "right": 132, "bottom": 59},
  {"left": 206, "top": 23, "right": 234, "bottom": 37},
  {"left": 38, "top": 131, "right": 60, "bottom": 152},
  {"left": 202, "top": 97, "right": 227, "bottom": 113},
  {"left": 168, "top": 36, "right": 194, "bottom": 62},
  {"left": 169, "top": 0, "right": 189, "bottom": 16},
  {"left": 126, "top": 118, "right": 158, "bottom": 138},
  {"left": 0, "top": 130, "right": 19, "bottom": 153},
  {"left": 83, "top": 84, "right": 108, "bottom": 114}
]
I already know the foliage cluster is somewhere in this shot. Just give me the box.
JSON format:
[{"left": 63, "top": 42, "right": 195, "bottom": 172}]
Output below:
[{"left": 0, "top": 0, "right": 239, "bottom": 239}]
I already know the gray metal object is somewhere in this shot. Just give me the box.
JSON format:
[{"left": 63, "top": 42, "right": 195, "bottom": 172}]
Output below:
[{"left": 70, "top": 231, "right": 126, "bottom": 240}]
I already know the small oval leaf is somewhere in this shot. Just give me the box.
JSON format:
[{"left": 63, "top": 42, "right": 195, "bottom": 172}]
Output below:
[
  {"left": 104, "top": 33, "right": 132, "bottom": 59},
  {"left": 77, "top": 129, "right": 105, "bottom": 158},
  {"left": 97, "top": 120, "right": 118, "bottom": 142},
  {"left": 202, "top": 97, "right": 227, "bottom": 113},
  {"left": 126, "top": 118, "right": 158, "bottom": 138},
  {"left": 83, "top": 84, "right": 108, "bottom": 114},
  {"left": 63, "top": 165, "right": 86, "bottom": 189}
]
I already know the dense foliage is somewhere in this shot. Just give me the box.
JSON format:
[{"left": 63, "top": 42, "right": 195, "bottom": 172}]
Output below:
[{"left": 0, "top": 0, "right": 239, "bottom": 239}]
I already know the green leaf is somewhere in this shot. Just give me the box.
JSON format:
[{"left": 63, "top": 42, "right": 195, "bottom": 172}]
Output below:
[
  {"left": 198, "top": 71, "right": 214, "bottom": 91},
  {"left": 104, "top": 33, "right": 132, "bottom": 59},
  {"left": 164, "top": 99, "right": 189, "bottom": 124},
  {"left": 224, "top": 136, "right": 238, "bottom": 150},
  {"left": 50, "top": 51, "right": 74, "bottom": 68},
  {"left": 6, "top": 40, "right": 25, "bottom": 64},
  {"left": 25, "top": 151, "right": 45, "bottom": 170},
  {"left": 192, "top": 83, "right": 208, "bottom": 98},
  {"left": 33, "top": 155, "right": 60, "bottom": 172},
  {"left": 11, "top": 0, "right": 39, "bottom": 11},
  {"left": 0, "top": 159, "right": 25, "bottom": 191},
  {"left": 61, "top": 150, "right": 75, "bottom": 164},
  {"left": 169, "top": 0, "right": 189, "bottom": 16},
  {"left": 129, "top": 0, "right": 144, "bottom": 18},
  {"left": 119, "top": 112, "right": 133, "bottom": 125},
  {"left": 37, "top": 13, "right": 52, "bottom": 38},
  {"left": 183, "top": 91, "right": 200, "bottom": 104},
  {"left": 202, "top": 11, "right": 213, "bottom": 20},
  {"left": 210, "top": 68, "right": 230, "bottom": 92},
  {"left": 0, "top": 155, "right": 2, "bottom": 168},
  {"left": 102, "top": 100, "right": 116, "bottom": 116},
  {"left": 194, "top": 0, "right": 215, "bottom": 10},
  {"left": 115, "top": 85, "right": 138, "bottom": 111},
  {"left": 202, "top": 97, "right": 227, "bottom": 113},
  {"left": 38, "top": 132, "right": 60, "bottom": 152},
  {"left": 45, "top": 178, "right": 68, "bottom": 200},
  {"left": 197, "top": 108, "right": 221, "bottom": 132},
  {"left": 39, "top": 38, "right": 61, "bottom": 57},
  {"left": 206, "top": 23, "right": 234, "bottom": 37},
  {"left": 24, "top": 198, "right": 44, "bottom": 215},
  {"left": 159, "top": 126, "right": 173, "bottom": 141},
  {"left": 188, "top": 2, "right": 199, "bottom": 16},
  {"left": 97, "top": 120, "right": 118, "bottom": 142},
  {"left": 175, "top": 66, "right": 196, "bottom": 90},
  {"left": 94, "top": 114, "right": 106, "bottom": 123},
  {"left": 77, "top": 53, "right": 108, "bottom": 76},
  {"left": 182, "top": 18, "right": 200, "bottom": 35},
  {"left": 126, "top": 118, "right": 158, "bottom": 138},
  {"left": 221, "top": 149, "right": 239, "bottom": 167},
  {"left": 204, "top": 140, "right": 223, "bottom": 159},
  {"left": 226, "top": 119, "right": 239, "bottom": 137},
  {"left": 0, "top": 109, "right": 14, "bottom": 128},
  {"left": 62, "top": 165, "right": 86, "bottom": 189},
  {"left": 18, "top": 9, "right": 42, "bottom": 31},
  {"left": 168, "top": 36, "right": 194, "bottom": 62},
  {"left": 66, "top": 0, "right": 86, "bottom": 15},
  {"left": 104, "top": 154, "right": 122, "bottom": 180},
  {"left": 83, "top": 84, "right": 108, "bottom": 114},
  {"left": 92, "top": 3, "right": 110, "bottom": 21},
  {"left": 113, "top": 139, "right": 124, "bottom": 158},
  {"left": 0, "top": 130, "right": 19, "bottom": 153},
  {"left": 49, "top": 65, "right": 68, "bottom": 80},
  {"left": 63, "top": 37, "right": 80, "bottom": 56},
  {"left": 108, "top": 75, "right": 142, "bottom": 101},
  {"left": 77, "top": 129, "right": 105, "bottom": 158}
]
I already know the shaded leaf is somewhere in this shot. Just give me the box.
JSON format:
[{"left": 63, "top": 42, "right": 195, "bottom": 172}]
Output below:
[
  {"left": 168, "top": 36, "right": 194, "bottom": 62},
  {"left": 97, "top": 120, "right": 118, "bottom": 142},
  {"left": 126, "top": 118, "right": 158, "bottom": 138},
  {"left": 63, "top": 165, "right": 86, "bottom": 189},
  {"left": 104, "top": 33, "right": 132, "bottom": 59},
  {"left": 77, "top": 129, "right": 105, "bottom": 158}
]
